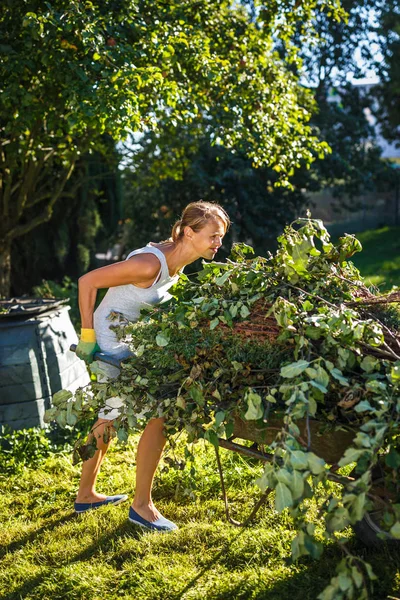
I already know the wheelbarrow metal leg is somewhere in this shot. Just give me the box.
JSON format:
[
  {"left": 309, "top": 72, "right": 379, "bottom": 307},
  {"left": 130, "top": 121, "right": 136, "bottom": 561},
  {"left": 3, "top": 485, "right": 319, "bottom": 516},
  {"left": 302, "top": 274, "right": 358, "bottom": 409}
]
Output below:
[{"left": 214, "top": 443, "right": 271, "bottom": 527}]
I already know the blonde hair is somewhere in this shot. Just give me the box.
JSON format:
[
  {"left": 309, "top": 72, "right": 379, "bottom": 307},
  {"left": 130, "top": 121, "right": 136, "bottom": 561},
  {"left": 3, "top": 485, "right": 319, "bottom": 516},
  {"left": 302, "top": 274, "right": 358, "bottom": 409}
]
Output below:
[{"left": 170, "top": 201, "right": 230, "bottom": 243}]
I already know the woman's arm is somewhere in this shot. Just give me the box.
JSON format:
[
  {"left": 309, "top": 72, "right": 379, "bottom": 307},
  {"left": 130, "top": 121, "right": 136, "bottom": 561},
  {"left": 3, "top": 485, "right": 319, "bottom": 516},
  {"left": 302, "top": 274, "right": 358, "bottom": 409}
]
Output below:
[{"left": 78, "top": 254, "right": 161, "bottom": 329}]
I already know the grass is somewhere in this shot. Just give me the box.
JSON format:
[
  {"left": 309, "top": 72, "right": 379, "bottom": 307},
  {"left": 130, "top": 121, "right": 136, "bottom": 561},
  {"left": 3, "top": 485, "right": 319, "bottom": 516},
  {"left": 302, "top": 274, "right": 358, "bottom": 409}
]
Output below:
[
  {"left": 350, "top": 226, "right": 400, "bottom": 291},
  {"left": 1, "top": 434, "right": 400, "bottom": 600}
]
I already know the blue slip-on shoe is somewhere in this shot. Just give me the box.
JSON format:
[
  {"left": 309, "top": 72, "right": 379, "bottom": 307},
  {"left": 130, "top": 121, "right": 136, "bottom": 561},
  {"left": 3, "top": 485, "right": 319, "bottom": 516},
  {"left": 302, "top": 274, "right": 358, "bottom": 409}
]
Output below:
[
  {"left": 74, "top": 494, "right": 128, "bottom": 514},
  {"left": 128, "top": 506, "right": 178, "bottom": 532}
]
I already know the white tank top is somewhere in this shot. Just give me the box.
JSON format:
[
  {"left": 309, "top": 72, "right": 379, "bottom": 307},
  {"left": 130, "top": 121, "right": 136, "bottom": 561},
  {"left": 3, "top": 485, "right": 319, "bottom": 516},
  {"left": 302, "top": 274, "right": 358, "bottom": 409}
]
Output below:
[{"left": 93, "top": 244, "right": 180, "bottom": 357}]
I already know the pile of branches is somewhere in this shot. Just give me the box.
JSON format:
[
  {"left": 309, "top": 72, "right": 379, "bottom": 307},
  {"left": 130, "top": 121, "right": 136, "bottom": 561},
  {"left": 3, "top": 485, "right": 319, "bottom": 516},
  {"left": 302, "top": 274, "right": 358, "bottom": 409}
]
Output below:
[{"left": 48, "top": 217, "right": 400, "bottom": 599}]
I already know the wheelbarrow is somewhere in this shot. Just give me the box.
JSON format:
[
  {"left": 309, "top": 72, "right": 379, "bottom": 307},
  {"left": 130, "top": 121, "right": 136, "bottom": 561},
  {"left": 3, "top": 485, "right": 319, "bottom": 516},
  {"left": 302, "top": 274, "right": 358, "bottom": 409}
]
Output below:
[{"left": 69, "top": 344, "right": 398, "bottom": 546}]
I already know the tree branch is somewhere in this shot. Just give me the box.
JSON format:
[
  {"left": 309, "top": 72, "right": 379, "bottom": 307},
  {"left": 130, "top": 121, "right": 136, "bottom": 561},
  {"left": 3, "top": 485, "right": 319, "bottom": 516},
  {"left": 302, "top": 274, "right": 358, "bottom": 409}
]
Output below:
[
  {"left": 25, "top": 168, "right": 115, "bottom": 208},
  {"left": 15, "top": 158, "right": 42, "bottom": 219},
  {"left": 6, "top": 161, "right": 76, "bottom": 242}
]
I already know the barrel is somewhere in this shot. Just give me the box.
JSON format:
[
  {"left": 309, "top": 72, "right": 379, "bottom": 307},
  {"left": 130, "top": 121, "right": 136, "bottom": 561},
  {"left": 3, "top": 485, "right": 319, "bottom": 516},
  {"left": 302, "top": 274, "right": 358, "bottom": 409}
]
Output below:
[{"left": 0, "top": 298, "right": 90, "bottom": 430}]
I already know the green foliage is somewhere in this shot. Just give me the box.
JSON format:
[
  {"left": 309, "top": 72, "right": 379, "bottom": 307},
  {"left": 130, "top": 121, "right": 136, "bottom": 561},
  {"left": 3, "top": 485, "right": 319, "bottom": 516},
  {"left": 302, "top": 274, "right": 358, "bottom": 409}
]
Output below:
[
  {"left": 317, "top": 555, "right": 376, "bottom": 600},
  {"left": 0, "top": 426, "right": 56, "bottom": 474},
  {"left": 0, "top": 420, "right": 93, "bottom": 475}
]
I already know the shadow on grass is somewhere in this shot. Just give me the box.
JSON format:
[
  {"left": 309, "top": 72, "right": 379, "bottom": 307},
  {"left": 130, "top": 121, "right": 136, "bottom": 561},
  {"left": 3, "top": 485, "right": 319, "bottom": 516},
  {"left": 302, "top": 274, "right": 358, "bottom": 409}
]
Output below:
[
  {"left": 0, "top": 512, "right": 77, "bottom": 558},
  {"left": 166, "top": 526, "right": 335, "bottom": 600},
  {"left": 169, "top": 536, "right": 400, "bottom": 600},
  {"left": 2, "top": 517, "right": 144, "bottom": 600}
]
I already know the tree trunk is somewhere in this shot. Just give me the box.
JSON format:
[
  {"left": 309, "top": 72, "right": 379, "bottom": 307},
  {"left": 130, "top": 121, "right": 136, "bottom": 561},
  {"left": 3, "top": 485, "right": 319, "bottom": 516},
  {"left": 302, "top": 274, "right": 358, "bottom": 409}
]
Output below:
[{"left": 0, "top": 241, "right": 12, "bottom": 298}]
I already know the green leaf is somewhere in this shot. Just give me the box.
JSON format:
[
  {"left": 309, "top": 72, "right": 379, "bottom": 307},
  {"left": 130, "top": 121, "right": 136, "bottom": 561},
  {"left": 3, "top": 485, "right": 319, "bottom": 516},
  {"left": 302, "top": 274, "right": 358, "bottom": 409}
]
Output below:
[
  {"left": 305, "top": 367, "right": 317, "bottom": 378},
  {"left": 240, "top": 305, "right": 250, "bottom": 319},
  {"left": 302, "top": 300, "right": 314, "bottom": 311},
  {"left": 308, "top": 396, "right": 317, "bottom": 416},
  {"left": 117, "top": 428, "right": 128, "bottom": 442},
  {"left": 330, "top": 368, "right": 349, "bottom": 386},
  {"left": 390, "top": 363, "right": 400, "bottom": 383},
  {"left": 360, "top": 355, "right": 379, "bottom": 373},
  {"left": 354, "top": 399, "right": 374, "bottom": 413},
  {"left": 275, "top": 481, "right": 293, "bottom": 512},
  {"left": 275, "top": 468, "right": 292, "bottom": 487},
  {"left": 291, "top": 532, "right": 305, "bottom": 561},
  {"left": 309, "top": 380, "right": 328, "bottom": 394},
  {"left": 66, "top": 402, "right": 77, "bottom": 426},
  {"left": 214, "top": 411, "right": 225, "bottom": 428},
  {"left": 365, "top": 380, "right": 387, "bottom": 394},
  {"left": 210, "top": 318, "right": 220, "bottom": 330},
  {"left": 292, "top": 470, "right": 304, "bottom": 499},
  {"left": 225, "top": 421, "right": 234, "bottom": 439},
  {"left": 326, "top": 507, "right": 350, "bottom": 532},
  {"left": 280, "top": 360, "right": 309, "bottom": 378},
  {"left": 56, "top": 411, "right": 67, "bottom": 428},
  {"left": 52, "top": 389, "right": 72, "bottom": 406},
  {"left": 205, "top": 429, "right": 219, "bottom": 447},
  {"left": 315, "top": 365, "right": 329, "bottom": 388},
  {"left": 304, "top": 535, "right": 323, "bottom": 559},
  {"left": 385, "top": 448, "right": 400, "bottom": 469},
  {"left": 390, "top": 521, "right": 400, "bottom": 539},
  {"left": 338, "top": 572, "right": 352, "bottom": 592},
  {"left": 244, "top": 391, "right": 263, "bottom": 420},
  {"left": 338, "top": 447, "right": 364, "bottom": 467},
  {"left": 352, "top": 567, "right": 363, "bottom": 589},
  {"left": 350, "top": 492, "right": 366, "bottom": 523},
  {"left": 290, "top": 450, "right": 309, "bottom": 470},
  {"left": 231, "top": 361, "right": 243, "bottom": 372},
  {"left": 190, "top": 385, "right": 205, "bottom": 407},
  {"left": 307, "top": 452, "right": 326, "bottom": 474},
  {"left": 215, "top": 271, "right": 231, "bottom": 286},
  {"left": 156, "top": 332, "right": 170, "bottom": 346}
]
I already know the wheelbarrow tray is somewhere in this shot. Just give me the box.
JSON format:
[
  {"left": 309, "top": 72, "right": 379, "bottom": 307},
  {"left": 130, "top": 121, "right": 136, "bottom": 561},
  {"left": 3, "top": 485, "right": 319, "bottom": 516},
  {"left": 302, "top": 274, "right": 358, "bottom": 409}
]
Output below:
[{"left": 232, "top": 414, "right": 355, "bottom": 465}]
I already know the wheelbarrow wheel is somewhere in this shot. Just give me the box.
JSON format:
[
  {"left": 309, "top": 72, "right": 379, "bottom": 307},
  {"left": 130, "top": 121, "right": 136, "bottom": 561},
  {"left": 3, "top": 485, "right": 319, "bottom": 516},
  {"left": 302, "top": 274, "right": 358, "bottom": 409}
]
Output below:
[{"left": 351, "top": 461, "right": 399, "bottom": 547}]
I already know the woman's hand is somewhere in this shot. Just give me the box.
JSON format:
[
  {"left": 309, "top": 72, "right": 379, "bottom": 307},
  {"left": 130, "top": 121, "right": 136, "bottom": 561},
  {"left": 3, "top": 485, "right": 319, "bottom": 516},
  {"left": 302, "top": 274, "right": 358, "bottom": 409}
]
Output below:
[
  {"left": 76, "top": 340, "right": 101, "bottom": 364},
  {"left": 76, "top": 328, "right": 100, "bottom": 364}
]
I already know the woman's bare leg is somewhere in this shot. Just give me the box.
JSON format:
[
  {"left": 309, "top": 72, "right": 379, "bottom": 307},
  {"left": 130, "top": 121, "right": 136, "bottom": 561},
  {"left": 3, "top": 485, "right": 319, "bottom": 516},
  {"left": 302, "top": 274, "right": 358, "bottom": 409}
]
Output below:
[
  {"left": 75, "top": 418, "right": 113, "bottom": 503},
  {"left": 132, "top": 417, "right": 167, "bottom": 521}
]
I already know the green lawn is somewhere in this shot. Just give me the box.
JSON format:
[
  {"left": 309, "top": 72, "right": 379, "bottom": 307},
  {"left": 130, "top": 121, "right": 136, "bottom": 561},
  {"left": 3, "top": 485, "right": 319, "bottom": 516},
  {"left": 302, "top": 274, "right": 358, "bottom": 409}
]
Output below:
[
  {"left": 1, "top": 435, "right": 400, "bottom": 600},
  {"left": 350, "top": 226, "right": 400, "bottom": 291}
]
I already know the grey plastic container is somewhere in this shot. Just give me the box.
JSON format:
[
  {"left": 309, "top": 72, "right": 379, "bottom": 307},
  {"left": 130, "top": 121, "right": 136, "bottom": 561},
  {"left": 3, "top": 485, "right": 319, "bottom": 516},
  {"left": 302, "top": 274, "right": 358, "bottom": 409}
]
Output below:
[{"left": 0, "top": 299, "right": 90, "bottom": 430}]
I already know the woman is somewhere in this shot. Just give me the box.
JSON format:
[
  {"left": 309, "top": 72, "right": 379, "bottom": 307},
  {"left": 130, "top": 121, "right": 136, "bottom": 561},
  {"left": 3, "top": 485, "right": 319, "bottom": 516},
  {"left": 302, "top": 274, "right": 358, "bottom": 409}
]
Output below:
[{"left": 74, "top": 201, "right": 230, "bottom": 531}]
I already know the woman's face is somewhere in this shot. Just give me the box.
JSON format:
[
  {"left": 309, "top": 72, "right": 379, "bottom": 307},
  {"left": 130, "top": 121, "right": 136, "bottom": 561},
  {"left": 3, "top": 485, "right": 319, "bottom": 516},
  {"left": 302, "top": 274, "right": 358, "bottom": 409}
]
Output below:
[{"left": 186, "top": 218, "right": 226, "bottom": 260}]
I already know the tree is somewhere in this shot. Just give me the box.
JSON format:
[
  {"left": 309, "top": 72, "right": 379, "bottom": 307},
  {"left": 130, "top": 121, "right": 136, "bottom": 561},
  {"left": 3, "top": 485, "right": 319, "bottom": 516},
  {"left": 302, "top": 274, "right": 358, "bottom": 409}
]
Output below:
[{"left": 0, "top": 0, "right": 342, "bottom": 296}]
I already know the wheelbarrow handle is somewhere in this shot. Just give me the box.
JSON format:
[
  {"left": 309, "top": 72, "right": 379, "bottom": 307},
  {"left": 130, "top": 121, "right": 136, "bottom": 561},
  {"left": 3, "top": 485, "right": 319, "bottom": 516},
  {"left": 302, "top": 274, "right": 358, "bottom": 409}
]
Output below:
[{"left": 69, "top": 344, "right": 122, "bottom": 368}]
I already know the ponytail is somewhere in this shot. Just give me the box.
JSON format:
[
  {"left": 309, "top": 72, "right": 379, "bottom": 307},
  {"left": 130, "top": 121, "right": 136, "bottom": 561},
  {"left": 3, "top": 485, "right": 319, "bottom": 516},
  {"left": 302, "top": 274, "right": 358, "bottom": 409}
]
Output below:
[{"left": 171, "top": 220, "right": 183, "bottom": 242}]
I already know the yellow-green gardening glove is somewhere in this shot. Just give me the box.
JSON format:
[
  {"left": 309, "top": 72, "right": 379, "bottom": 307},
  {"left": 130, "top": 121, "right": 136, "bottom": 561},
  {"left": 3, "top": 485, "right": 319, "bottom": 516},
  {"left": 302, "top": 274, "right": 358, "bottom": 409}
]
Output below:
[{"left": 76, "top": 328, "right": 101, "bottom": 364}]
